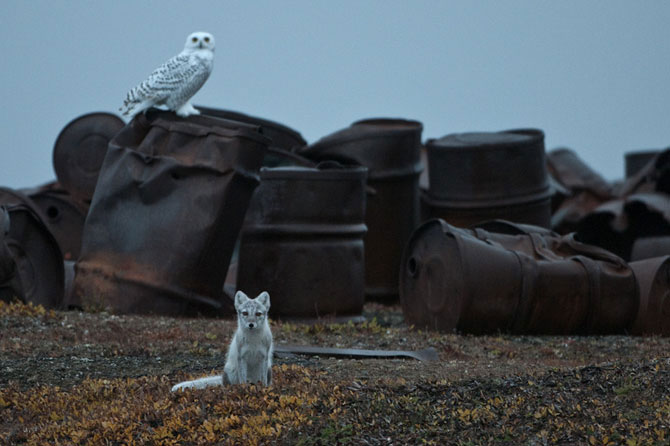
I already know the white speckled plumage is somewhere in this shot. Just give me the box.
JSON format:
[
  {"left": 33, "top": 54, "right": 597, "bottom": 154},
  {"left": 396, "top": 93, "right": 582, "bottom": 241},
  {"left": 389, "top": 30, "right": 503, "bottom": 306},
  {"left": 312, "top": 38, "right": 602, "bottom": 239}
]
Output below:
[{"left": 120, "top": 31, "right": 215, "bottom": 118}]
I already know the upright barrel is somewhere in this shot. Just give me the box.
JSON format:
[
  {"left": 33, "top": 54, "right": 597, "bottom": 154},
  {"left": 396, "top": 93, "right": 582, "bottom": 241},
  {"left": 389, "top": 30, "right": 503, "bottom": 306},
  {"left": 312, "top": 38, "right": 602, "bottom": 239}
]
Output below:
[
  {"left": 423, "top": 129, "right": 552, "bottom": 228},
  {"left": 300, "top": 118, "right": 422, "bottom": 302},
  {"left": 237, "top": 163, "right": 368, "bottom": 319}
]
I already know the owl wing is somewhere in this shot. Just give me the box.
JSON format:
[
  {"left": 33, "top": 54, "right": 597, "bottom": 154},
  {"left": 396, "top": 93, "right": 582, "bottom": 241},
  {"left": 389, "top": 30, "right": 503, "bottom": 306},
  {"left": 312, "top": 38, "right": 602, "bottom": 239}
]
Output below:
[{"left": 121, "top": 54, "right": 200, "bottom": 115}]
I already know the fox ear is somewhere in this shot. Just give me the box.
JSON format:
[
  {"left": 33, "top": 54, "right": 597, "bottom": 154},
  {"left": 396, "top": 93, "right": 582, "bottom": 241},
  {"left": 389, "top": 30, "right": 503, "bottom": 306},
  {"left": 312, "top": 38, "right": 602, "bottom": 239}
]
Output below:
[
  {"left": 256, "top": 291, "right": 270, "bottom": 309},
  {"left": 234, "top": 290, "right": 249, "bottom": 310}
]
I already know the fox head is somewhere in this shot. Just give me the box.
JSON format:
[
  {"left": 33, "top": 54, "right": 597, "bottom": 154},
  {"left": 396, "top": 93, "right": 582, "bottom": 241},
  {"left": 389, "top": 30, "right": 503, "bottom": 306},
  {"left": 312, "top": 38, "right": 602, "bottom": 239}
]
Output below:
[{"left": 234, "top": 290, "right": 270, "bottom": 330}]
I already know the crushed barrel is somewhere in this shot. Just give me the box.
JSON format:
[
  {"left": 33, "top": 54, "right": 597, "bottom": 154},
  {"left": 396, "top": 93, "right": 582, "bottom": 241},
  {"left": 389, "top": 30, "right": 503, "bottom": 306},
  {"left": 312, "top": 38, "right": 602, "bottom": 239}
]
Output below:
[{"left": 72, "top": 110, "right": 270, "bottom": 316}]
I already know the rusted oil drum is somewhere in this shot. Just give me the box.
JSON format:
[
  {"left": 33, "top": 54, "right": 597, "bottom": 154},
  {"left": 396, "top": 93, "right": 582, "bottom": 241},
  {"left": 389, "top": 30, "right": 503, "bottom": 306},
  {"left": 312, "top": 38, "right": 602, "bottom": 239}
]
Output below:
[
  {"left": 25, "top": 188, "right": 88, "bottom": 260},
  {"left": 423, "top": 129, "right": 552, "bottom": 228},
  {"left": 53, "top": 112, "right": 125, "bottom": 202},
  {"left": 299, "top": 118, "right": 422, "bottom": 302},
  {"left": 3, "top": 204, "right": 64, "bottom": 308},
  {"left": 237, "top": 163, "right": 368, "bottom": 319},
  {"left": 630, "top": 256, "right": 670, "bottom": 336},
  {"left": 0, "top": 206, "right": 22, "bottom": 303},
  {"left": 546, "top": 148, "right": 613, "bottom": 234},
  {"left": 73, "top": 110, "right": 269, "bottom": 316},
  {"left": 577, "top": 193, "right": 670, "bottom": 261},
  {"left": 400, "top": 218, "right": 638, "bottom": 335},
  {"left": 625, "top": 150, "right": 661, "bottom": 179},
  {"left": 631, "top": 237, "right": 670, "bottom": 261},
  {"left": 196, "top": 106, "right": 307, "bottom": 154}
]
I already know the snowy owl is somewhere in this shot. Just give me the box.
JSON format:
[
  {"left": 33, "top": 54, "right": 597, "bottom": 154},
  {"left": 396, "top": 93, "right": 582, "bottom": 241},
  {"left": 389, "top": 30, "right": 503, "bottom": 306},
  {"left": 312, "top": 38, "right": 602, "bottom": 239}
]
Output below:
[{"left": 120, "top": 31, "right": 215, "bottom": 118}]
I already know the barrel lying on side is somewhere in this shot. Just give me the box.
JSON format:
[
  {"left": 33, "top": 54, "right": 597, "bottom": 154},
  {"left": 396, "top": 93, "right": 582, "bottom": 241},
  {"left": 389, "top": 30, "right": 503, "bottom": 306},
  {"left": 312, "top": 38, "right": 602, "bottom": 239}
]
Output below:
[
  {"left": 237, "top": 163, "right": 368, "bottom": 319},
  {"left": 630, "top": 256, "right": 670, "bottom": 336},
  {"left": 400, "top": 219, "right": 638, "bottom": 335},
  {"left": 73, "top": 110, "right": 269, "bottom": 316}
]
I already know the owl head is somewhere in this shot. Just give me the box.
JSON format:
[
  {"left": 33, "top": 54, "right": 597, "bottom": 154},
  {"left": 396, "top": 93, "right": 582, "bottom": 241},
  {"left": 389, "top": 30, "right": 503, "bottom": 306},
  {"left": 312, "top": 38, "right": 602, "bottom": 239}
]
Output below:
[{"left": 184, "top": 31, "right": 215, "bottom": 52}]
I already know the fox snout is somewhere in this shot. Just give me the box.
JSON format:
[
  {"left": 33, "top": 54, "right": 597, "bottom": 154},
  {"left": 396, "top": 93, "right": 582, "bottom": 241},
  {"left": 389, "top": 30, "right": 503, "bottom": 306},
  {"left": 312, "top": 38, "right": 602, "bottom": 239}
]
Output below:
[{"left": 248, "top": 322, "right": 255, "bottom": 329}]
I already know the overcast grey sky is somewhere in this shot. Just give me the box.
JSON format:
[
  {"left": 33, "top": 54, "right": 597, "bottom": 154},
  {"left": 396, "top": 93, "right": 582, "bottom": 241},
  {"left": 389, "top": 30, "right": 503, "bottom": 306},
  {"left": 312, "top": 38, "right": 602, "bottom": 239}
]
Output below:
[{"left": 2, "top": 1, "right": 669, "bottom": 188}]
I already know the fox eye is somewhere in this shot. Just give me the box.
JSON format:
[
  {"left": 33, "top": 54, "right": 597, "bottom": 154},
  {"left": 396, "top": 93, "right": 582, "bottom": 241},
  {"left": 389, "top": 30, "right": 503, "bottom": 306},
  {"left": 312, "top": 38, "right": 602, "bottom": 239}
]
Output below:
[
  {"left": 255, "top": 312, "right": 262, "bottom": 317},
  {"left": 242, "top": 311, "right": 248, "bottom": 316}
]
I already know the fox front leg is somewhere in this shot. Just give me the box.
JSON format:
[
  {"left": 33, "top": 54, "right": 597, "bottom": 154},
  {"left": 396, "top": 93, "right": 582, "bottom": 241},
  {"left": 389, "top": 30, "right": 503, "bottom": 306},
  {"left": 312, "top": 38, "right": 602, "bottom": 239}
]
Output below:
[{"left": 238, "top": 358, "right": 248, "bottom": 383}]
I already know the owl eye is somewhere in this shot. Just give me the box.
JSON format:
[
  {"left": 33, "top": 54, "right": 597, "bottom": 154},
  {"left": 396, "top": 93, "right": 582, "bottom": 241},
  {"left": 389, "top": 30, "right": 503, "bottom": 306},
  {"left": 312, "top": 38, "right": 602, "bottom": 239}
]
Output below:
[
  {"left": 204, "top": 37, "right": 210, "bottom": 43},
  {"left": 191, "top": 37, "right": 198, "bottom": 43}
]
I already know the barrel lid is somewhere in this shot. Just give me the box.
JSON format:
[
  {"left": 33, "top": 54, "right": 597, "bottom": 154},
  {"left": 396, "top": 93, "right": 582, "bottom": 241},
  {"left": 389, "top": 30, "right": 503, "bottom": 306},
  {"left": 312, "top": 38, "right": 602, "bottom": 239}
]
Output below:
[
  {"left": 53, "top": 112, "right": 125, "bottom": 201},
  {"left": 5, "top": 204, "right": 64, "bottom": 309},
  {"left": 301, "top": 118, "right": 423, "bottom": 175},
  {"left": 400, "top": 218, "right": 465, "bottom": 332},
  {"left": 428, "top": 128, "right": 544, "bottom": 150}
]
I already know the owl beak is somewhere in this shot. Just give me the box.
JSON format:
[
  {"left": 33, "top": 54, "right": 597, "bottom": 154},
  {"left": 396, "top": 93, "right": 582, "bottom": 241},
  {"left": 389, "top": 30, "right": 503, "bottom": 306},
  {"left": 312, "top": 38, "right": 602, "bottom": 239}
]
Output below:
[{"left": 198, "top": 42, "right": 204, "bottom": 49}]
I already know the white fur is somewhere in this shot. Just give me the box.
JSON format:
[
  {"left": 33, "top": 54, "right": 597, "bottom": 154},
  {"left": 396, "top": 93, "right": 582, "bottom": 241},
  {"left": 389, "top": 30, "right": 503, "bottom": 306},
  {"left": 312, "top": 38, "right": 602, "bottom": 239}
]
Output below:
[
  {"left": 120, "top": 31, "right": 215, "bottom": 118},
  {"left": 171, "top": 291, "right": 273, "bottom": 392}
]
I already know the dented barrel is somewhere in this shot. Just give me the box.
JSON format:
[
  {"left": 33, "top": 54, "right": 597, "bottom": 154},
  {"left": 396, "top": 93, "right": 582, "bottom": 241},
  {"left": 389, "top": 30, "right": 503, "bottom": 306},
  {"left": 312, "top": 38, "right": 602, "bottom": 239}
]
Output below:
[
  {"left": 237, "top": 163, "right": 368, "bottom": 319},
  {"left": 400, "top": 219, "right": 638, "bottom": 335},
  {"left": 73, "top": 110, "right": 270, "bottom": 316},
  {"left": 300, "top": 118, "right": 422, "bottom": 302},
  {"left": 423, "top": 129, "right": 552, "bottom": 228}
]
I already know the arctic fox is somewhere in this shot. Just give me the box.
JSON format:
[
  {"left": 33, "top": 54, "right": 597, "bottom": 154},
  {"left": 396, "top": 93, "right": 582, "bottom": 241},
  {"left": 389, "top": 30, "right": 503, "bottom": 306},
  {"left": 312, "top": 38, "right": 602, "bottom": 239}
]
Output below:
[{"left": 171, "top": 290, "right": 273, "bottom": 392}]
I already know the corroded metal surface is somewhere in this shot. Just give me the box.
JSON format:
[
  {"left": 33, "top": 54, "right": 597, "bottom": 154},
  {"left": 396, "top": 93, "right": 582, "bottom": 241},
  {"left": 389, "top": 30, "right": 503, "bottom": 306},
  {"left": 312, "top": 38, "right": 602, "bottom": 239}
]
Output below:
[
  {"left": 25, "top": 188, "right": 88, "bottom": 260},
  {"left": 631, "top": 236, "right": 670, "bottom": 261},
  {"left": 195, "top": 106, "right": 307, "bottom": 154},
  {"left": 625, "top": 150, "right": 661, "bottom": 179},
  {"left": 53, "top": 112, "right": 125, "bottom": 201},
  {"left": 73, "top": 110, "right": 269, "bottom": 316},
  {"left": 577, "top": 193, "right": 670, "bottom": 261},
  {"left": 237, "top": 164, "right": 368, "bottom": 319},
  {"left": 547, "top": 148, "right": 613, "bottom": 234},
  {"left": 299, "top": 118, "right": 422, "bottom": 302},
  {"left": 0, "top": 206, "right": 22, "bottom": 303},
  {"left": 423, "top": 128, "right": 552, "bottom": 228},
  {"left": 630, "top": 256, "right": 670, "bottom": 336},
  {"left": 400, "top": 218, "right": 638, "bottom": 335},
  {"left": 3, "top": 204, "right": 64, "bottom": 308}
]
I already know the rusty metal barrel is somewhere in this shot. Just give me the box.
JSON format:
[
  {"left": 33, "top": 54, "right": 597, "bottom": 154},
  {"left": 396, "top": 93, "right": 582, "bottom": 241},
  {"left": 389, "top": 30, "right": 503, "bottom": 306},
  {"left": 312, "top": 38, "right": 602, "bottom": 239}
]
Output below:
[
  {"left": 195, "top": 106, "right": 307, "bottom": 153},
  {"left": 630, "top": 256, "right": 670, "bottom": 336},
  {"left": 24, "top": 187, "right": 88, "bottom": 261},
  {"left": 625, "top": 150, "right": 661, "bottom": 179},
  {"left": 400, "top": 218, "right": 638, "bottom": 335},
  {"left": 2, "top": 204, "right": 64, "bottom": 308},
  {"left": 237, "top": 163, "right": 368, "bottom": 319},
  {"left": 299, "top": 118, "right": 422, "bottom": 302},
  {"left": 53, "top": 112, "right": 125, "bottom": 202},
  {"left": 423, "top": 129, "right": 552, "bottom": 228},
  {"left": 0, "top": 206, "right": 21, "bottom": 303},
  {"left": 72, "top": 110, "right": 270, "bottom": 316}
]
